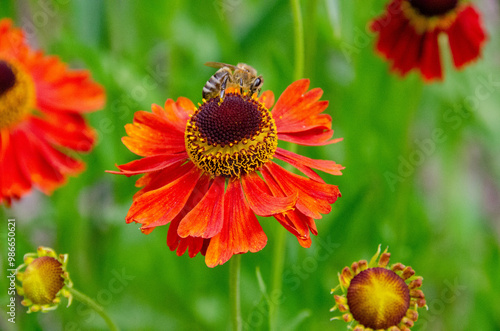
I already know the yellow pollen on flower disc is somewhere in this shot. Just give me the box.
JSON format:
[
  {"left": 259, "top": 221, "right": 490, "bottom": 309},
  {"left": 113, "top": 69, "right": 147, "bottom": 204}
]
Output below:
[
  {"left": 0, "top": 59, "right": 35, "bottom": 130},
  {"left": 346, "top": 267, "right": 410, "bottom": 330},
  {"left": 185, "top": 93, "right": 278, "bottom": 177},
  {"left": 403, "top": 0, "right": 459, "bottom": 33},
  {"left": 22, "top": 256, "right": 65, "bottom": 305}
]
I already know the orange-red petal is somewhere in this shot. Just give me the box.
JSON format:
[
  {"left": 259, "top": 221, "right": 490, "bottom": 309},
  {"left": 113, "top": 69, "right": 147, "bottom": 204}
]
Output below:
[
  {"left": 262, "top": 162, "right": 340, "bottom": 219},
  {"left": 272, "top": 80, "right": 333, "bottom": 137},
  {"left": 259, "top": 166, "right": 318, "bottom": 247},
  {"left": 272, "top": 79, "right": 310, "bottom": 120},
  {"left": 278, "top": 129, "right": 342, "bottom": 146},
  {"left": 177, "top": 176, "right": 225, "bottom": 239},
  {"left": 29, "top": 113, "right": 95, "bottom": 152},
  {"left": 277, "top": 100, "right": 330, "bottom": 133},
  {"left": 0, "top": 19, "right": 27, "bottom": 59},
  {"left": 0, "top": 130, "right": 31, "bottom": 203},
  {"left": 241, "top": 171, "right": 297, "bottom": 217},
  {"left": 108, "top": 153, "right": 188, "bottom": 177},
  {"left": 25, "top": 52, "right": 105, "bottom": 113},
  {"left": 19, "top": 129, "right": 84, "bottom": 192},
  {"left": 258, "top": 90, "right": 275, "bottom": 110},
  {"left": 0, "top": 123, "right": 88, "bottom": 203},
  {"left": 122, "top": 108, "right": 186, "bottom": 157},
  {"left": 274, "top": 147, "right": 344, "bottom": 181},
  {"left": 205, "top": 179, "right": 267, "bottom": 267},
  {"left": 274, "top": 212, "right": 314, "bottom": 248},
  {"left": 132, "top": 158, "right": 191, "bottom": 198},
  {"left": 167, "top": 175, "right": 212, "bottom": 257},
  {"left": 175, "top": 96, "right": 197, "bottom": 115},
  {"left": 168, "top": 212, "right": 209, "bottom": 258},
  {"left": 126, "top": 164, "right": 202, "bottom": 229},
  {"left": 156, "top": 98, "right": 194, "bottom": 132}
]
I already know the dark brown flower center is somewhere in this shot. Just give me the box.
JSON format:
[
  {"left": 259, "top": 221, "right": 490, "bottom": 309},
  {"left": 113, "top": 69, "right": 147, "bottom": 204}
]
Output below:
[
  {"left": 347, "top": 267, "right": 410, "bottom": 329},
  {"left": 0, "top": 60, "right": 16, "bottom": 95},
  {"left": 195, "top": 94, "right": 264, "bottom": 147},
  {"left": 185, "top": 93, "right": 277, "bottom": 177},
  {"left": 409, "top": 0, "right": 458, "bottom": 17}
]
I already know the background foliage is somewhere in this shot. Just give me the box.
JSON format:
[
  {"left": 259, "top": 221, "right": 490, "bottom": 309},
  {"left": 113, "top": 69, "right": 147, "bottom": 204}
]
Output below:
[{"left": 1, "top": 0, "right": 499, "bottom": 330}]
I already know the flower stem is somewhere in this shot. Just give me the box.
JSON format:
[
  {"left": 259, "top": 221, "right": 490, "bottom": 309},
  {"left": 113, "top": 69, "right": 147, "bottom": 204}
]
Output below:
[
  {"left": 229, "top": 254, "right": 242, "bottom": 331},
  {"left": 68, "top": 287, "right": 119, "bottom": 331},
  {"left": 269, "top": 227, "right": 286, "bottom": 331},
  {"left": 291, "top": 0, "right": 305, "bottom": 80}
]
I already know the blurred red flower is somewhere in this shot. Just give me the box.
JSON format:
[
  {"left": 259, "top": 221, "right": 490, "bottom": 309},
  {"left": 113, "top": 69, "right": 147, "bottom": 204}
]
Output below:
[
  {"left": 0, "top": 19, "right": 105, "bottom": 205},
  {"left": 371, "top": 0, "right": 487, "bottom": 81}
]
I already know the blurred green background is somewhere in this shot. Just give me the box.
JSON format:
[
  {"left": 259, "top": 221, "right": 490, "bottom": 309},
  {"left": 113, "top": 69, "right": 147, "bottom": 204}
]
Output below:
[{"left": 1, "top": 0, "right": 499, "bottom": 330}]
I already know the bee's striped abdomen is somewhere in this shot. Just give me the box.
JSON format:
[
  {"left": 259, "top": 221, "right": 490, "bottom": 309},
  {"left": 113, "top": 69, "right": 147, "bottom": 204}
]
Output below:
[{"left": 202, "top": 69, "right": 230, "bottom": 101}]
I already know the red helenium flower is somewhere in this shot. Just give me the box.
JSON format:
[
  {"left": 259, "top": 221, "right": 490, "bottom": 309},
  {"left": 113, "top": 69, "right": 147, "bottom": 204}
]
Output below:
[
  {"left": 110, "top": 79, "right": 343, "bottom": 267},
  {"left": 371, "top": 0, "right": 487, "bottom": 81},
  {"left": 0, "top": 19, "right": 105, "bottom": 205}
]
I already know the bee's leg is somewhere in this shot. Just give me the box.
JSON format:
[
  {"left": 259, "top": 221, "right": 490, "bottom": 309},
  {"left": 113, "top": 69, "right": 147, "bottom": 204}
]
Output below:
[
  {"left": 239, "top": 78, "right": 244, "bottom": 96},
  {"left": 220, "top": 75, "right": 229, "bottom": 101},
  {"left": 247, "top": 87, "right": 254, "bottom": 99}
]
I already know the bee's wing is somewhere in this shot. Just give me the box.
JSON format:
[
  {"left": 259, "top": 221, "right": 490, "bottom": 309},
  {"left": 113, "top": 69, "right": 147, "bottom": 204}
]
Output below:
[{"left": 204, "top": 62, "right": 238, "bottom": 71}]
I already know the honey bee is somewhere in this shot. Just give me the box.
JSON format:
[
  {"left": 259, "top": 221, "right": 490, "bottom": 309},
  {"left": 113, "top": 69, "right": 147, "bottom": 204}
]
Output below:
[{"left": 202, "top": 62, "right": 264, "bottom": 101}]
